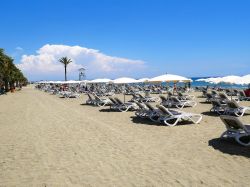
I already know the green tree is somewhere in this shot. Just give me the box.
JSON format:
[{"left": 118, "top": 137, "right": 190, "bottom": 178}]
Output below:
[
  {"left": 59, "top": 57, "right": 72, "bottom": 81},
  {"left": 0, "top": 48, "right": 27, "bottom": 92}
]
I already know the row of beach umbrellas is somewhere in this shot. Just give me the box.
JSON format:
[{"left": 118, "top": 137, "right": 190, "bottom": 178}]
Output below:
[
  {"left": 38, "top": 74, "right": 250, "bottom": 86},
  {"left": 196, "top": 75, "right": 250, "bottom": 85},
  {"left": 38, "top": 74, "right": 192, "bottom": 84}
]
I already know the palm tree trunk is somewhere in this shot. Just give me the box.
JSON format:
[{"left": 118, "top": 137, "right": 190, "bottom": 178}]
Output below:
[
  {"left": 64, "top": 65, "right": 67, "bottom": 81},
  {"left": 4, "top": 79, "right": 9, "bottom": 92}
]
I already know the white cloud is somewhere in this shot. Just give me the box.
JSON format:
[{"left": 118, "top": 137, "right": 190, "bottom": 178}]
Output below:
[
  {"left": 17, "top": 44, "right": 146, "bottom": 80},
  {"left": 15, "top": 47, "right": 23, "bottom": 51}
]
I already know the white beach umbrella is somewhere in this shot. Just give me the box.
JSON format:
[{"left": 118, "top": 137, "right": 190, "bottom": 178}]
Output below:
[
  {"left": 113, "top": 77, "right": 139, "bottom": 84},
  {"left": 48, "top": 81, "right": 57, "bottom": 84},
  {"left": 204, "top": 75, "right": 243, "bottom": 100},
  {"left": 197, "top": 77, "right": 219, "bottom": 84},
  {"left": 219, "top": 75, "right": 242, "bottom": 85},
  {"left": 80, "top": 80, "right": 89, "bottom": 83},
  {"left": 112, "top": 77, "right": 139, "bottom": 102},
  {"left": 52, "top": 81, "right": 62, "bottom": 84},
  {"left": 89, "top": 78, "right": 111, "bottom": 83},
  {"left": 37, "top": 81, "right": 46, "bottom": 84},
  {"left": 240, "top": 74, "right": 250, "bottom": 85},
  {"left": 202, "top": 75, "right": 242, "bottom": 85},
  {"left": 137, "top": 78, "right": 149, "bottom": 83},
  {"left": 149, "top": 74, "right": 191, "bottom": 83},
  {"left": 149, "top": 74, "right": 192, "bottom": 94},
  {"left": 64, "top": 80, "right": 81, "bottom": 84},
  {"left": 198, "top": 75, "right": 250, "bottom": 88},
  {"left": 196, "top": 78, "right": 212, "bottom": 82},
  {"left": 47, "top": 80, "right": 64, "bottom": 84}
]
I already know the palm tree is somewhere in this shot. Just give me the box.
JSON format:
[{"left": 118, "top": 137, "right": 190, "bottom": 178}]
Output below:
[{"left": 59, "top": 57, "right": 72, "bottom": 81}]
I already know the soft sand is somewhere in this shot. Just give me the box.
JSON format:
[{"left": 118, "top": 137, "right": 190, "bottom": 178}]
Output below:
[{"left": 0, "top": 86, "right": 250, "bottom": 186}]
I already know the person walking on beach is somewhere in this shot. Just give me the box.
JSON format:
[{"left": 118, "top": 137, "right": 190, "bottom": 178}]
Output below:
[{"left": 173, "top": 83, "right": 177, "bottom": 94}]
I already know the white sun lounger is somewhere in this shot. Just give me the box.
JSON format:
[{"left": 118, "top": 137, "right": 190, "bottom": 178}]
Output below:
[
  {"left": 135, "top": 102, "right": 152, "bottom": 118},
  {"left": 210, "top": 99, "right": 227, "bottom": 115},
  {"left": 114, "top": 97, "right": 138, "bottom": 112},
  {"left": 220, "top": 115, "right": 250, "bottom": 146},
  {"left": 86, "top": 93, "right": 96, "bottom": 105},
  {"left": 225, "top": 100, "right": 250, "bottom": 117},
  {"left": 93, "top": 93, "right": 112, "bottom": 107},
  {"left": 164, "top": 96, "right": 197, "bottom": 109},
  {"left": 156, "top": 105, "right": 202, "bottom": 126}
]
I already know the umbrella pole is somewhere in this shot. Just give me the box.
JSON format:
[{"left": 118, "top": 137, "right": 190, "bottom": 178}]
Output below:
[
  {"left": 231, "top": 84, "right": 233, "bottom": 101},
  {"left": 124, "top": 84, "right": 125, "bottom": 103}
]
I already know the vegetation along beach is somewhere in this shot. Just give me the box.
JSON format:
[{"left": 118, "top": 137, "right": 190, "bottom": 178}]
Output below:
[{"left": 1, "top": 0, "right": 250, "bottom": 186}]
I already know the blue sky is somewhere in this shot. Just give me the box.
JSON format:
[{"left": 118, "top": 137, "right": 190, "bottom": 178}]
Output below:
[{"left": 1, "top": 0, "right": 250, "bottom": 80}]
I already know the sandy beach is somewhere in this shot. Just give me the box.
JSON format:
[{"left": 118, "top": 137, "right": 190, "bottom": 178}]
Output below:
[{"left": 0, "top": 86, "right": 250, "bottom": 186}]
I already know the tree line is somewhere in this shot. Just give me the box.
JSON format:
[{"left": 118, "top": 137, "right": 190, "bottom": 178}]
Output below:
[{"left": 0, "top": 48, "right": 28, "bottom": 93}]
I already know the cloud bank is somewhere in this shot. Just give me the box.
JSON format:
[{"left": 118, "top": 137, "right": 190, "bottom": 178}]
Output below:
[{"left": 17, "top": 44, "right": 146, "bottom": 80}]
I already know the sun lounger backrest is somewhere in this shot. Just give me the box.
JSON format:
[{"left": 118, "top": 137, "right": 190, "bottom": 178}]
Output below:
[
  {"left": 156, "top": 105, "right": 172, "bottom": 116},
  {"left": 132, "top": 93, "right": 137, "bottom": 98},
  {"left": 94, "top": 94, "right": 101, "bottom": 101},
  {"left": 109, "top": 97, "right": 118, "bottom": 104},
  {"left": 206, "top": 93, "right": 213, "bottom": 99},
  {"left": 145, "top": 103, "right": 155, "bottom": 111},
  {"left": 138, "top": 93, "right": 145, "bottom": 98},
  {"left": 219, "top": 93, "right": 227, "bottom": 100},
  {"left": 171, "top": 96, "right": 180, "bottom": 102},
  {"left": 239, "top": 91, "right": 246, "bottom": 97},
  {"left": 87, "top": 93, "right": 94, "bottom": 100},
  {"left": 220, "top": 115, "right": 247, "bottom": 131},
  {"left": 168, "top": 92, "right": 173, "bottom": 97},
  {"left": 211, "top": 90, "right": 217, "bottom": 95},
  {"left": 226, "top": 100, "right": 239, "bottom": 109},
  {"left": 136, "top": 102, "right": 147, "bottom": 109},
  {"left": 159, "top": 95, "right": 167, "bottom": 101},
  {"left": 114, "top": 97, "right": 123, "bottom": 104},
  {"left": 211, "top": 100, "right": 221, "bottom": 107}
]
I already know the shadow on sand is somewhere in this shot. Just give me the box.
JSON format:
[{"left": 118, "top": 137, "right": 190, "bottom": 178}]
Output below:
[
  {"left": 201, "top": 111, "right": 250, "bottom": 117},
  {"left": 130, "top": 116, "right": 160, "bottom": 126},
  {"left": 208, "top": 138, "right": 250, "bottom": 158},
  {"left": 99, "top": 108, "right": 121, "bottom": 112},
  {"left": 130, "top": 116, "right": 195, "bottom": 127},
  {"left": 80, "top": 103, "right": 98, "bottom": 107},
  {"left": 199, "top": 101, "right": 211, "bottom": 104},
  {"left": 201, "top": 111, "right": 219, "bottom": 117}
]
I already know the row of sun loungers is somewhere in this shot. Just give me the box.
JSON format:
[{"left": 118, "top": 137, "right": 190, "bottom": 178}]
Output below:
[
  {"left": 85, "top": 92, "right": 202, "bottom": 126},
  {"left": 204, "top": 90, "right": 250, "bottom": 102},
  {"left": 86, "top": 93, "right": 138, "bottom": 111},
  {"left": 199, "top": 89, "right": 250, "bottom": 146},
  {"left": 37, "top": 84, "right": 250, "bottom": 146},
  {"left": 159, "top": 95, "right": 197, "bottom": 109},
  {"left": 135, "top": 102, "right": 202, "bottom": 126},
  {"left": 86, "top": 92, "right": 197, "bottom": 110},
  {"left": 58, "top": 91, "right": 80, "bottom": 98},
  {"left": 130, "top": 93, "right": 160, "bottom": 103},
  {"left": 210, "top": 100, "right": 250, "bottom": 117}
]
